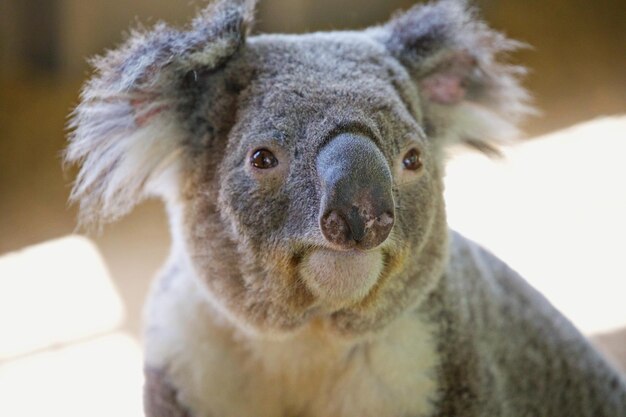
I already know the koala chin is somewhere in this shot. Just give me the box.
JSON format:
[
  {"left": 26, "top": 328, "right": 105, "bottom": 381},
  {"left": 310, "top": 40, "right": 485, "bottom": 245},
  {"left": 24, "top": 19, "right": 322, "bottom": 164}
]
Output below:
[
  {"left": 67, "top": 0, "right": 626, "bottom": 416},
  {"left": 300, "top": 248, "right": 384, "bottom": 308}
]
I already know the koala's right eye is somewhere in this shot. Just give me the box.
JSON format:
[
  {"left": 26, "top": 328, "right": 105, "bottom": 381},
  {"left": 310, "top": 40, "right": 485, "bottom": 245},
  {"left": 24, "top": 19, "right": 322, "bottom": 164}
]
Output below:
[{"left": 250, "top": 149, "right": 279, "bottom": 169}]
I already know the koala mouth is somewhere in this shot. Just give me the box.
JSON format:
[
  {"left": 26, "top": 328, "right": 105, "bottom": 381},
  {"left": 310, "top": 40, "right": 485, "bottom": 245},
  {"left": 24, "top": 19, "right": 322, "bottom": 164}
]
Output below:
[{"left": 298, "top": 248, "right": 384, "bottom": 308}]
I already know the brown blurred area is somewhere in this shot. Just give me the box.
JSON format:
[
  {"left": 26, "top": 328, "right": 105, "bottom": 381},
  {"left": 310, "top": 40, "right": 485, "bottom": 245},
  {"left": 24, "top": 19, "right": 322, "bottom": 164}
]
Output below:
[{"left": 1, "top": 0, "right": 625, "bottom": 351}]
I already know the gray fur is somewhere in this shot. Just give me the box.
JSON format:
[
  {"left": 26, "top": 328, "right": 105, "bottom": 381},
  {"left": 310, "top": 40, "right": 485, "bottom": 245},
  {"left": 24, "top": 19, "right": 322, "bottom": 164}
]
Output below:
[
  {"left": 426, "top": 232, "right": 626, "bottom": 416},
  {"left": 66, "top": 1, "right": 626, "bottom": 416},
  {"left": 144, "top": 367, "right": 192, "bottom": 417}
]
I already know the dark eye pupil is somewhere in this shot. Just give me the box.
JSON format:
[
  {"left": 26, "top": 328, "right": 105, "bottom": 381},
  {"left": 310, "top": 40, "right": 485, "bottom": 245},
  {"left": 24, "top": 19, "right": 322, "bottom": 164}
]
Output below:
[
  {"left": 251, "top": 149, "right": 278, "bottom": 169},
  {"left": 403, "top": 148, "right": 422, "bottom": 171}
]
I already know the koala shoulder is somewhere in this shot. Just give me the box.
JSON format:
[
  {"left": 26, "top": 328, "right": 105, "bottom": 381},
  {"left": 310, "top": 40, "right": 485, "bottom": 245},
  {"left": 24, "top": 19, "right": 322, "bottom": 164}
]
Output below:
[{"left": 432, "top": 231, "right": 626, "bottom": 416}]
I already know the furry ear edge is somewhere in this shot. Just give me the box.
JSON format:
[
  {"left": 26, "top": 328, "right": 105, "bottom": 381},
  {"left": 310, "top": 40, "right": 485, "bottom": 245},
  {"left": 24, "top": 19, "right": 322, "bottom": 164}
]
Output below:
[
  {"left": 375, "top": 0, "right": 534, "bottom": 155},
  {"left": 66, "top": 0, "right": 257, "bottom": 228}
]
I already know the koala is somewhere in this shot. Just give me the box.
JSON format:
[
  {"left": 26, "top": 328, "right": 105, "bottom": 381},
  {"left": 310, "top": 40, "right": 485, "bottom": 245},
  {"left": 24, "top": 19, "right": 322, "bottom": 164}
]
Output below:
[{"left": 66, "top": 0, "right": 626, "bottom": 416}]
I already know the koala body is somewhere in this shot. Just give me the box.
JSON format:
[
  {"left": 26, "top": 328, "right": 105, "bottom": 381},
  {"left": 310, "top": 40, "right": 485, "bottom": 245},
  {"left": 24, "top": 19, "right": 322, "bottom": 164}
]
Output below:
[{"left": 67, "top": 1, "right": 626, "bottom": 416}]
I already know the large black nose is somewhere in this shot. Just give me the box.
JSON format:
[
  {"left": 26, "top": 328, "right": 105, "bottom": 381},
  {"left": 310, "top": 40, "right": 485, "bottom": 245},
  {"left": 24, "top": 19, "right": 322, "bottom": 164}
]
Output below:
[{"left": 316, "top": 133, "right": 395, "bottom": 250}]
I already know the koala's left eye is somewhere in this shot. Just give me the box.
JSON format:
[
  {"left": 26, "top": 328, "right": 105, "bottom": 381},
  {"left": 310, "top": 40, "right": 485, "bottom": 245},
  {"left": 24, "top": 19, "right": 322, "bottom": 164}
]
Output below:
[
  {"left": 402, "top": 148, "right": 423, "bottom": 171},
  {"left": 250, "top": 149, "right": 278, "bottom": 169}
]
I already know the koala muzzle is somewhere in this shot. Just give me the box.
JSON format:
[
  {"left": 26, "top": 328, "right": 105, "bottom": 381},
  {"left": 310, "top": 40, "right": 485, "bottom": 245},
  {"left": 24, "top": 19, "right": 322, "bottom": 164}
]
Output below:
[{"left": 316, "top": 133, "right": 395, "bottom": 250}]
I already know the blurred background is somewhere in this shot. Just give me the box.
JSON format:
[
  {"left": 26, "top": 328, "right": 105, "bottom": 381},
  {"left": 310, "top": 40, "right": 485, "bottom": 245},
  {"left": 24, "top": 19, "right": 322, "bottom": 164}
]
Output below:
[{"left": 0, "top": 0, "right": 625, "bottom": 416}]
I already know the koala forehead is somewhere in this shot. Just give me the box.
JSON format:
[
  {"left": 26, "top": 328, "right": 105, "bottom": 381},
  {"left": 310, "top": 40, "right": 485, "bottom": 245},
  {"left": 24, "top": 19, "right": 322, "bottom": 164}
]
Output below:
[
  {"left": 219, "top": 31, "right": 425, "bottom": 153},
  {"left": 246, "top": 31, "right": 400, "bottom": 83}
]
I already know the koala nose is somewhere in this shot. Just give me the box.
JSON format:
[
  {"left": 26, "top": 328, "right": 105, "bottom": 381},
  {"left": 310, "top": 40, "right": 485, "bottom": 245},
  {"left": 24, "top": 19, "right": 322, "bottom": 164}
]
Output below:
[{"left": 317, "top": 133, "right": 395, "bottom": 250}]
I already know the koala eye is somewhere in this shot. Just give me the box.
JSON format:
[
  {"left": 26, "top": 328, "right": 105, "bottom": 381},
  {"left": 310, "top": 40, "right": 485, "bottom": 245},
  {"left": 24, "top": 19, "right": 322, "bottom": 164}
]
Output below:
[
  {"left": 250, "top": 148, "right": 279, "bottom": 169},
  {"left": 402, "top": 148, "right": 423, "bottom": 171}
]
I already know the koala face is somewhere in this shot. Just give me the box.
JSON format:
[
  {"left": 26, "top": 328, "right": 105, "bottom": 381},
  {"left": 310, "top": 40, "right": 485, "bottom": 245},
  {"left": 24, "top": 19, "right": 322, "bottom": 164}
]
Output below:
[
  {"left": 67, "top": 0, "right": 529, "bottom": 336},
  {"left": 181, "top": 33, "right": 449, "bottom": 334}
]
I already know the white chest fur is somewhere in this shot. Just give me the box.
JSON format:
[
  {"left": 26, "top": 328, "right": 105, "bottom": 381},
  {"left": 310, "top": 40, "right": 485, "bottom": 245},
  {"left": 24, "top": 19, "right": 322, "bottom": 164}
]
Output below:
[{"left": 144, "top": 269, "right": 440, "bottom": 417}]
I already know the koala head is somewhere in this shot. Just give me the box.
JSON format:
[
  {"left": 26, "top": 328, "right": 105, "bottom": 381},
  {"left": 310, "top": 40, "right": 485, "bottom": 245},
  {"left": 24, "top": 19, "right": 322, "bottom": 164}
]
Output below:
[{"left": 67, "top": 0, "right": 529, "bottom": 336}]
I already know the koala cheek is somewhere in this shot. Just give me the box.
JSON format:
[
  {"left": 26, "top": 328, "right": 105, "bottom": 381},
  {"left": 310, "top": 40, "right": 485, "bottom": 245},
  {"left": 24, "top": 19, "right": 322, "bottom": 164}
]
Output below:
[
  {"left": 249, "top": 172, "right": 285, "bottom": 191},
  {"left": 222, "top": 178, "right": 291, "bottom": 242},
  {"left": 393, "top": 179, "right": 436, "bottom": 245}
]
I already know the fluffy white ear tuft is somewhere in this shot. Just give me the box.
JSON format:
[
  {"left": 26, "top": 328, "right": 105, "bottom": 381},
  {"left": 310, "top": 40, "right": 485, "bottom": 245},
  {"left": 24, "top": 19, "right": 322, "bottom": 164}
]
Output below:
[
  {"left": 66, "top": 0, "right": 256, "bottom": 226},
  {"left": 377, "top": 0, "right": 534, "bottom": 154},
  {"left": 67, "top": 107, "right": 184, "bottom": 226}
]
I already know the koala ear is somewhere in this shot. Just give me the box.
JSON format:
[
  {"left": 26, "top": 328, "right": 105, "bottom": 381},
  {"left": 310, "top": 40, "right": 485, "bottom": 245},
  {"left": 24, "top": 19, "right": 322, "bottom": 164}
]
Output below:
[
  {"left": 376, "top": 0, "right": 532, "bottom": 154},
  {"left": 66, "top": 0, "right": 256, "bottom": 226}
]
